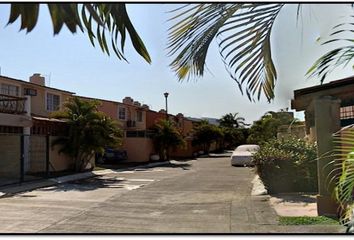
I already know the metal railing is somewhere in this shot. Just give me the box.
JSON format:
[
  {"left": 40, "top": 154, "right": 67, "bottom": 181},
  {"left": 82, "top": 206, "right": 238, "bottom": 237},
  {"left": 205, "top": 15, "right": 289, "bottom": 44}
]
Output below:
[{"left": 0, "top": 94, "right": 26, "bottom": 114}]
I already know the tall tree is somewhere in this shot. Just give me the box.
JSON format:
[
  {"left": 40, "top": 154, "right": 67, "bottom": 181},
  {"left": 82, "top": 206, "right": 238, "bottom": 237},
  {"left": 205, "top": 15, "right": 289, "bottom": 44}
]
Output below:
[
  {"left": 219, "top": 113, "right": 248, "bottom": 129},
  {"left": 192, "top": 120, "right": 223, "bottom": 153},
  {"left": 247, "top": 111, "right": 295, "bottom": 145},
  {"left": 51, "top": 97, "right": 122, "bottom": 172},
  {"left": 151, "top": 119, "right": 185, "bottom": 161}
]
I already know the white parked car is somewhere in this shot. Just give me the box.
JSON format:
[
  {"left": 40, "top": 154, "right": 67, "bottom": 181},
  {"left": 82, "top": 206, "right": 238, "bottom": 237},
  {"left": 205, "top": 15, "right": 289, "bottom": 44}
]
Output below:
[{"left": 231, "top": 144, "right": 260, "bottom": 167}]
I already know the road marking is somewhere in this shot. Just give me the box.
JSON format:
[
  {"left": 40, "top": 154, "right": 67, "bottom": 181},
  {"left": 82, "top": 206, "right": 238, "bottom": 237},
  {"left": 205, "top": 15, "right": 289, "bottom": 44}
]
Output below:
[
  {"left": 126, "top": 179, "right": 155, "bottom": 182},
  {"left": 119, "top": 184, "right": 143, "bottom": 190},
  {"left": 134, "top": 169, "right": 164, "bottom": 172}
]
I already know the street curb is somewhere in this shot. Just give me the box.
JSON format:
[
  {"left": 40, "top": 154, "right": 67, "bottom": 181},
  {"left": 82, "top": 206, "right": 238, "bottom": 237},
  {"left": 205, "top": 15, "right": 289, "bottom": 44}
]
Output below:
[
  {"left": 0, "top": 160, "right": 170, "bottom": 198},
  {"left": 50, "top": 172, "right": 96, "bottom": 184},
  {"left": 251, "top": 174, "right": 268, "bottom": 196}
]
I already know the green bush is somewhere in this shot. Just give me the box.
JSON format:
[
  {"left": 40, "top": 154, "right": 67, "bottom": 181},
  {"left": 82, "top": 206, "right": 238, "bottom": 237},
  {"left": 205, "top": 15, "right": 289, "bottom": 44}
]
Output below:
[{"left": 253, "top": 137, "right": 318, "bottom": 193}]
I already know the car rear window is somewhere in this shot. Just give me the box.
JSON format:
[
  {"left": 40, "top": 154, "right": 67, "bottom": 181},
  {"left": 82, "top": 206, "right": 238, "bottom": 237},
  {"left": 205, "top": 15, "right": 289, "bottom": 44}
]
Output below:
[{"left": 236, "top": 145, "right": 259, "bottom": 152}]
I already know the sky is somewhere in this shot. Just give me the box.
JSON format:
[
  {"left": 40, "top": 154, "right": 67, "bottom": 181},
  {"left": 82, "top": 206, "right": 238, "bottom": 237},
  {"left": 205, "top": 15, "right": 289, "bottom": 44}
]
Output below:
[{"left": 0, "top": 3, "right": 353, "bottom": 123}]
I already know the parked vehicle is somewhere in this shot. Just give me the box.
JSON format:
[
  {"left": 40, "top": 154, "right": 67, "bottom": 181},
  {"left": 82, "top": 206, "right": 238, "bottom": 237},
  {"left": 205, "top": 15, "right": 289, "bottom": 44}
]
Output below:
[
  {"left": 231, "top": 144, "right": 260, "bottom": 167},
  {"left": 96, "top": 148, "right": 128, "bottom": 164}
]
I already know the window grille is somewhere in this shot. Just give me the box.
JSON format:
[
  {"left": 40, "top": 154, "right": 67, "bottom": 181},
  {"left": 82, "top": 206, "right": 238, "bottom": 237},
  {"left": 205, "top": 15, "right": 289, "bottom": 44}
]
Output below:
[{"left": 340, "top": 106, "right": 354, "bottom": 120}]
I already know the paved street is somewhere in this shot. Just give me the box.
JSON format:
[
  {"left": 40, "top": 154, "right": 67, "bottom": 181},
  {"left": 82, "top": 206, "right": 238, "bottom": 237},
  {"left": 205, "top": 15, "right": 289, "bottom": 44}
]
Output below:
[{"left": 0, "top": 157, "right": 345, "bottom": 233}]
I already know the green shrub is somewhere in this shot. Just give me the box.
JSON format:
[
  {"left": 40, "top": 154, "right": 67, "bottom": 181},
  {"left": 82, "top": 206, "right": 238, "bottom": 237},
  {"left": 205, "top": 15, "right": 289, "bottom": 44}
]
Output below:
[
  {"left": 279, "top": 216, "right": 338, "bottom": 225},
  {"left": 253, "top": 137, "right": 318, "bottom": 193}
]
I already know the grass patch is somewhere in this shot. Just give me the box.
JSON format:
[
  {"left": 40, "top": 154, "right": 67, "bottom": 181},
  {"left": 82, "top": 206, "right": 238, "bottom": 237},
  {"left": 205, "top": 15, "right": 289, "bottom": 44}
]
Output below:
[{"left": 279, "top": 216, "right": 339, "bottom": 225}]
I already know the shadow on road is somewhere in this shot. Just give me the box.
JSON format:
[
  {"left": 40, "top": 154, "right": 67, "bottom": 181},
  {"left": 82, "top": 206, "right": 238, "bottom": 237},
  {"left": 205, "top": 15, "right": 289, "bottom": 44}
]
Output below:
[
  {"left": 38, "top": 176, "right": 127, "bottom": 192},
  {"left": 152, "top": 160, "right": 193, "bottom": 171},
  {"left": 270, "top": 193, "right": 317, "bottom": 204}
]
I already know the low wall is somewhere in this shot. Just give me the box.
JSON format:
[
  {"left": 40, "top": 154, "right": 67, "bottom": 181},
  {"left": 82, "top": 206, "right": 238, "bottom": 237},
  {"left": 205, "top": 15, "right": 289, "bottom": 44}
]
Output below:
[
  {"left": 171, "top": 140, "right": 194, "bottom": 159},
  {"left": 122, "top": 137, "right": 154, "bottom": 162}
]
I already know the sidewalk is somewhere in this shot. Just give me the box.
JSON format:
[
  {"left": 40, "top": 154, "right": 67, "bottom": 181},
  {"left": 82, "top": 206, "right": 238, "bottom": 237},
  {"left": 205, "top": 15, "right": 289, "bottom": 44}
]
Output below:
[
  {"left": 250, "top": 175, "right": 345, "bottom": 233},
  {"left": 0, "top": 160, "right": 170, "bottom": 198},
  {"left": 269, "top": 193, "right": 318, "bottom": 217},
  {"left": 251, "top": 175, "right": 318, "bottom": 217}
]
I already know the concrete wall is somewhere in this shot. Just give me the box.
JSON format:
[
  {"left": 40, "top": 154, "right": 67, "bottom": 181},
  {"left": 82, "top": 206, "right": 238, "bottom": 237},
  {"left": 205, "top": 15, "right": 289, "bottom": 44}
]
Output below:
[
  {"left": 0, "top": 135, "right": 20, "bottom": 178},
  {"left": 49, "top": 136, "right": 74, "bottom": 172},
  {"left": 122, "top": 137, "right": 154, "bottom": 162},
  {"left": 277, "top": 124, "right": 306, "bottom": 140},
  {"left": 170, "top": 139, "right": 195, "bottom": 159}
]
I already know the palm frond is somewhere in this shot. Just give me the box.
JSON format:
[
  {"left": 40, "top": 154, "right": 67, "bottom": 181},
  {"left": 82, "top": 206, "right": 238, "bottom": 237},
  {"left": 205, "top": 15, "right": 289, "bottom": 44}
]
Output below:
[
  {"left": 332, "top": 127, "right": 354, "bottom": 225},
  {"left": 168, "top": 4, "right": 242, "bottom": 80},
  {"left": 168, "top": 3, "right": 284, "bottom": 102},
  {"left": 7, "top": 3, "right": 151, "bottom": 63},
  {"left": 307, "top": 18, "right": 354, "bottom": 83},
  {"left": 217, "top": 4, "right": 283, "bottom": 102}
]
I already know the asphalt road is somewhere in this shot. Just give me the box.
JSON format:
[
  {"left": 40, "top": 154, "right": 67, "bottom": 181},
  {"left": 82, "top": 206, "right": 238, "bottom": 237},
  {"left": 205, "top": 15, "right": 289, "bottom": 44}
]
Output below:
[{"left": 0, "top": 157, "right": 345, "bottom": 233}]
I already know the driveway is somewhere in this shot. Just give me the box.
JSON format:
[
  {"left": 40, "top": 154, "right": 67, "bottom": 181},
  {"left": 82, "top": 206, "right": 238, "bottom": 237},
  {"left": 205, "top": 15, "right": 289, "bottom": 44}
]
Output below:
[{"left": 0, "top": 157, "right": 344, "bottom": 233}]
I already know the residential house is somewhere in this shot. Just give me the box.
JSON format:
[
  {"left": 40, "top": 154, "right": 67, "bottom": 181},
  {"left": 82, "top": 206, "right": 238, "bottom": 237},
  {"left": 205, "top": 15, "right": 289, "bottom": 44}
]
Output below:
[
  {"left": 0, "top": 73, "right": 202, "bottom": 178},
  {"left": 78, "top": 95, "right": 153, "bottom": 162},
  {"left": 0, "top": 74, "right": 75, "bottom": 183},
  {"left": 146, "top": 110, "right": 201, "bottom": 158}
]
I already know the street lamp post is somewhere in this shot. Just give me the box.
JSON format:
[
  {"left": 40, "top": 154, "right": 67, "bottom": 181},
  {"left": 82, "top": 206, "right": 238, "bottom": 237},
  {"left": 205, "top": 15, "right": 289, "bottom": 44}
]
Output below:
[{"left": 164, "top": 92, "right": 169, "bottom": 120}]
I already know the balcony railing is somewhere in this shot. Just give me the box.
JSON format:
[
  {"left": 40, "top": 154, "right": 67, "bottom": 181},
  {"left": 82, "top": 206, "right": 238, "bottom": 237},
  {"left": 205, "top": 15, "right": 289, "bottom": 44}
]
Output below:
[{"left": 0, "top": 94, "right": 26, "bottom": 114}]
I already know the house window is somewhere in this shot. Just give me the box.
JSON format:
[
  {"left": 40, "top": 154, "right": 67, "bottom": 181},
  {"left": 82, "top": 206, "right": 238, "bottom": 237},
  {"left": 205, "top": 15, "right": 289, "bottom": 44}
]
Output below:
[
  {"left": 46, "top": 93, "right": 60, "bottom": 112},
  {"left": 118, "top": 107, "right": 126, "bottom": 120},
  {"left": 1, "top": 83, "right": 19, "bottom": 96},
  {"left": 136, "top": 111, "right": 143, "bottom": 122}
]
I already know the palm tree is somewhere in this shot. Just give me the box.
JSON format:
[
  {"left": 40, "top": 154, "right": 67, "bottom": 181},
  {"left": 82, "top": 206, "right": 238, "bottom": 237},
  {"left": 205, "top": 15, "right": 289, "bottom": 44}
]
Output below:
[
  {"left": 219, "top": 113, "right": 248, "bottom": 129},
  {"left": 167, "top": 4, "right": 353, "bottom": 102},
  {"left": 192, "top": 120, "right": 223, "bottom": 153},
  {"left": 51, "top": 97, "right": 123, "bottom": 172},
  {"left": 151, "top": 119, "right": 185, "bottom": 161},
  {"left": 7, "top": 3, "right": 151, "bottom": 63}
]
